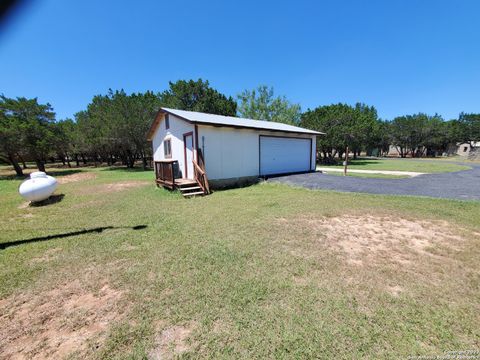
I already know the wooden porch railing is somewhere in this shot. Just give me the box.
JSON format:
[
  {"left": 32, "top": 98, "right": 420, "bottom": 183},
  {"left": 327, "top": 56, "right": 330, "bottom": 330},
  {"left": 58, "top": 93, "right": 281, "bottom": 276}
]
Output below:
[
  {"left": 154, "top": 160, "right": 178, "bottom": 189},
  {"left": 193, "top": 149, "right": 210, "bottom": 194}
]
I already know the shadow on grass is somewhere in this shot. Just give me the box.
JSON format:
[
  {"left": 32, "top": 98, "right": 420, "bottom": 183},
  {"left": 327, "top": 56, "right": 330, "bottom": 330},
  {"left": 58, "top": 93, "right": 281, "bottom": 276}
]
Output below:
[
  {"left": 29, "top": 194, "right": 65, "bottom": 207},
  {"left": 0, "top": 225, "right": 148, "bottom": 250}
]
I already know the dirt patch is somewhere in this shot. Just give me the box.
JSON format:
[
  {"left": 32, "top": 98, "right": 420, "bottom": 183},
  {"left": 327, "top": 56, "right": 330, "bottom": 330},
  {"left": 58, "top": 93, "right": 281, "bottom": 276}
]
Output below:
[
  {"left": 57, "top": 172, "right": 97, "bottom": 184},
  {"left": 17, "top": 202, "right": 30, "bottom": 209},
  {"left": 293, "top": 275, "right": 309, "bottom": 286},
  {"left": 149, "top": 321, "right": 197, "bottom": 359},
  {"left": 78, "top": 181, "right": 150, "bottom": 195},
  {"left": 0, "top": 280, "right": 125, "bottom": 359},
  {"left": 120, "top": 243, "right": 138, "bottom": 251},
  {"left": 10, "top": 211, "right": 36, "bottom": 219},
  {"left": 278, "top": 215, "right": 466, "bottom": 266},
  {"left": 387, "top": 285, "right": 404, "bottom": 297}
]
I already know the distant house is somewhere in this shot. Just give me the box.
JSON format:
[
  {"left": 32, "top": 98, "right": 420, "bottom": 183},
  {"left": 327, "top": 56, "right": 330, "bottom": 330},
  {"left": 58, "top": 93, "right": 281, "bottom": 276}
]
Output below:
[
  {"left": 455, "top": 142, "right": 480, "bottom": 157},
  {"left": 147, "top": 108, "right": 322, "bottom": 196}
]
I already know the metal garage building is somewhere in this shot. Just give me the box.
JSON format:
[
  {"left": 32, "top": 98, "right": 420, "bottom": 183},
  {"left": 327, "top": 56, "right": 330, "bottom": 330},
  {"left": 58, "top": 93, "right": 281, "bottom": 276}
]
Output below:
[{"left": 147, "top": 108, "right": 323, "bottom": 195}]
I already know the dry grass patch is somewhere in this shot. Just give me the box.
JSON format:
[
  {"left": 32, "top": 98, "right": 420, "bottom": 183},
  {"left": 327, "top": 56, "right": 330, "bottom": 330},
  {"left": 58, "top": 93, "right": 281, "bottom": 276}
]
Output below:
[
  {"left": 77, "top": 180, "right": 150, "bottom": 195},
  {"left": 387, "top": 284, "right": 404, "bottom": 297},
  {"left": 17, "top": 202, "right": 31, "bottom": 209},
  {"left": 0, "top": 279, "right": 126, "bottom": 359},
  {"left": 149, "top": 321, "right": 198, "bottom": 360},
  {"left": 57, "top": 172, "right": 97, "bottom": 184},
  {"left": 278, "top": 215, "right": 467, "bottom": 267},
  {"left": 29, "top": 247, "right": 62, "bottom": 264}
]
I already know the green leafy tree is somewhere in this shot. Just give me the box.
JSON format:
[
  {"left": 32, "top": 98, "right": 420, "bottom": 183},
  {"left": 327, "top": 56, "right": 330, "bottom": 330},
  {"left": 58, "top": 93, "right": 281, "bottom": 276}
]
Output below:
[
  {"left": 76, "top": 95, "right": 114, "bottom": 166},
  {"left": 159, "top": 79, "right": 237, "bottom": 116},
  {"left": 77, "top": 89, "right": 161, "bottom": 168},
  {"left": 237, "top": 85, "right": 301, "bottom": 124},
  {"left": 389, "top": 113, "right": 445, "bottom": 157},
  {"left": 54, "top": 119, "right": 77, "bottom": 167},
  {"left": 0, "top": 96, "right": 56, "bottom": 172},
  {"left": 457, "top": 113, "right": 480, "bottom": 146},
  {"left": 109, "top": 90, "right": 161, "bottom": 168},
  {"left": 421, "top": 118, "right": 456, "bottom": 155},
  {"left": 0, "top": 96, "right": 25, "bottom": 176},
  {"left": 365, "top": 120, "right": 391, "bottom": 156},
  {"left": 300, "top": 103, "right": 378, "bottom": 161}
]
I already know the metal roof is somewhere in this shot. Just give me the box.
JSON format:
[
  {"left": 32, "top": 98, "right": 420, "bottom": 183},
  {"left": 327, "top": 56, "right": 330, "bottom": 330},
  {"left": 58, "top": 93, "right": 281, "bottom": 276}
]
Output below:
[{"left": 161, "top": 107, "right": 324, "bottom": 135}]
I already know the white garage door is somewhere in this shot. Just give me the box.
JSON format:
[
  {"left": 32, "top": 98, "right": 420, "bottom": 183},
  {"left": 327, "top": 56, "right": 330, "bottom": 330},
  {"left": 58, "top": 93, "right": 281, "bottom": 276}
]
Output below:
[{"left": 260, "top": 136, "right": 312, "bottom": 176}]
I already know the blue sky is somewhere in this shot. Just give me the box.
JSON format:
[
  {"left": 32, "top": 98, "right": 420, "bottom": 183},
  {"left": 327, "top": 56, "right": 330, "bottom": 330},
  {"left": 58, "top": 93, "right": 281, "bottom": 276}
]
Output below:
[{"left": 1, "top": 0, "right": 479, "bottom": 121}]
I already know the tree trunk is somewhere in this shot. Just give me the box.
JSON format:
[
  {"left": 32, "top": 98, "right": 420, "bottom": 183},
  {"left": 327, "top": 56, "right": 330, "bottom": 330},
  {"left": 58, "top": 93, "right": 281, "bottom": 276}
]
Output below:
[
  {"left": 128, "top": 156, "right": 135, "bottom": 168},
  {"left": 75, "top": 154, "right": 80, "bottom": 167},
  {"left": 65, "top": 153, "right": 71, "bottom": 168},
  {"left": 81, "top": 154, "right": 87, "bottom": 165},
  {"left": 141, "top": 152, "right": 147, "bottom": 170},
  {"left": 125, "top": 150, "right": 135, "bottom": 168},
  {"left": 8, "top": 154, "right": 24, "bottom": 177},
  {"left": 18, "top": 154, "right": 28, "bottom": 169},
  {"left": 35, "top": 159, "right": 46, "bottom": 172}
]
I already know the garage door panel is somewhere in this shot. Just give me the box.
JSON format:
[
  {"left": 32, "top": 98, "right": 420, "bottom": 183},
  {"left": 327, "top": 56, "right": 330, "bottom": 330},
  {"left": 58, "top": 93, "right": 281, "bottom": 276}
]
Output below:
[{"left": 260, "top": 136, "right": 311, "bottom": 175}]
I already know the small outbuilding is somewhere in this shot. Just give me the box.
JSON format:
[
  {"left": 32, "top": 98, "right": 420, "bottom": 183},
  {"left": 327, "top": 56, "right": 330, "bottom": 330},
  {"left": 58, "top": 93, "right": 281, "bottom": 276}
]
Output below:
[{"left": 147, "top": 108, "right": 323, "bottom": 196}]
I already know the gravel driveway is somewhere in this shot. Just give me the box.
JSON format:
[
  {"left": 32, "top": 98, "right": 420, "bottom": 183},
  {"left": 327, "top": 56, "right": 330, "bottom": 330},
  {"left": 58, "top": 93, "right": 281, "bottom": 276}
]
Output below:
[{"left": 270, "top": 162, "right": 480, "bottom": 201}]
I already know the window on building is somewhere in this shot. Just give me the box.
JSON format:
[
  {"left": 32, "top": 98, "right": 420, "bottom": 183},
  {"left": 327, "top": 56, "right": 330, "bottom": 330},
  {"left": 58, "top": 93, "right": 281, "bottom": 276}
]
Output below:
[
  {"left": 164, "top": 139, "right": 172, "bottom": 158},
  {"left": 463, "top": 146, "right": 468, "bottom": 152},
  {"left": 165, "top": 114, "right": 170, "bottom": 129}
]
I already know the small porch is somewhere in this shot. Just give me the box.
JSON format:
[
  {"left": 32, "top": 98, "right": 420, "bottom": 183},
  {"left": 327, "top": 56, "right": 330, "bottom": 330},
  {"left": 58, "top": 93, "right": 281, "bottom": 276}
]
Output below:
[{"left": 154, "top": 152, "right": 210, "bottom": 197}]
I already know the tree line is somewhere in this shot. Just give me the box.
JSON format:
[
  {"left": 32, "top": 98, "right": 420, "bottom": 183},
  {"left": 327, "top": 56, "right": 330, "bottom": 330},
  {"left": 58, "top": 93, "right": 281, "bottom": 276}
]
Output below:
[
  {"left": 0, "top": 79, "right": 237, "bottom": 176},
  {"left": 301, "top": 107, "right": 479, "bottom": 161},
  {"left": 1, "top": 79, "right": 479, "bottom": 176}
]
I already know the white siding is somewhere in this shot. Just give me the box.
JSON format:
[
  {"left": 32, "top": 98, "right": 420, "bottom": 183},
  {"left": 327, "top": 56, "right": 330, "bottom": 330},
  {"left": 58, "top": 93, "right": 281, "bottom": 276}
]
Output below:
[
  {"left": 197, "top": 126, "right": 259, "bottom": 180},
  {"left": 152, "top": 116, "right": 317, "bottom": 181},
  {"left": 197, "top": 126, "right": 316, "bottom": 180},
  {"left": 151, "top": 114, "right": 194, "bottom": 178}
]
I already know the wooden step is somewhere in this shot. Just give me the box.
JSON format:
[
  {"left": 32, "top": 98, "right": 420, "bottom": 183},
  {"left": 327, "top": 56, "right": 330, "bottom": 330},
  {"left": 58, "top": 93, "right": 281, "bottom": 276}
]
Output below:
[
  {"left": 177, "top": 183, "right": 198, "bottom": 188},
  {"left": 180, "top": 186, "right": 202, "bottom": 192},
  {"left": 183, "top": 191, "right": 205, "bottom": 197},
  {"left": 175, "top": 179, "right": 198, "bottom": 187}
]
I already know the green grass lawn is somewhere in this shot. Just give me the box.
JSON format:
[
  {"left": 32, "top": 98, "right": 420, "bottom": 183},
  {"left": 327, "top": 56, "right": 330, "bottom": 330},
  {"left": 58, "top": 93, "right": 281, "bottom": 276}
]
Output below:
[
  {"left": 419, "top": 155, "right": 480, "bottom": 164},
  {"left": 1, "top": 165, "right": 479, "bottom": 359},
  {"left": 320, "top": 158, "right": 472, "bottom": 173}
]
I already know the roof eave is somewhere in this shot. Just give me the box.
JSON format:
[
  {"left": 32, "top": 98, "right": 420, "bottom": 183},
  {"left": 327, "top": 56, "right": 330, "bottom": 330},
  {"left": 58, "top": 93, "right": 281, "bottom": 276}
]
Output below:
[
  {"left": 192, "top": 120, "right": 323, "bottom": 135},
  {"left": 153, "top": 107, "right": 325, "bottom": 136},
  {"left": 146, "top": 109, "right": 167, "bottom": 141}
]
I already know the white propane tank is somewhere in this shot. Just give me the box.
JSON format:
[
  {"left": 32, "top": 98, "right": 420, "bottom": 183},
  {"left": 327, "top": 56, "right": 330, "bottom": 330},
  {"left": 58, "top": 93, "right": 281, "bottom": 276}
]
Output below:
[{"left": 19, "top": 171, "right": 58, "bottom": 202}]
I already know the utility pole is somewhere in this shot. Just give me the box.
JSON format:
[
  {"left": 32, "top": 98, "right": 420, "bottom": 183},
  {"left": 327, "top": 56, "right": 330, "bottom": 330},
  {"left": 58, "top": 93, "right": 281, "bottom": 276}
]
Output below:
[{"left": 344, "top": 146, "right": 349, "bottom": 176}]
